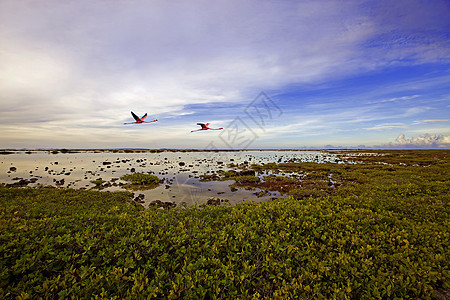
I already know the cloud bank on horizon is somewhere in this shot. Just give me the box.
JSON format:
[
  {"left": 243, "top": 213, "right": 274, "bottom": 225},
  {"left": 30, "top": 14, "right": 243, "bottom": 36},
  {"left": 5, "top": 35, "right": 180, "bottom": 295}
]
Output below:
[
  {"left": 0, "top": 0, "right": 449, "bottom": 149},
  {"left": 389, "top": 133, "right": 450, "bottom": 148}
]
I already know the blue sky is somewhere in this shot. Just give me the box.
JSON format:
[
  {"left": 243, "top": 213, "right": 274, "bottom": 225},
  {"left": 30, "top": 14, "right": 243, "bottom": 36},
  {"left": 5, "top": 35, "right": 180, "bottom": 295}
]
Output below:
[{"left": 0, "top": 0, "right": 449, "bottom": 149}]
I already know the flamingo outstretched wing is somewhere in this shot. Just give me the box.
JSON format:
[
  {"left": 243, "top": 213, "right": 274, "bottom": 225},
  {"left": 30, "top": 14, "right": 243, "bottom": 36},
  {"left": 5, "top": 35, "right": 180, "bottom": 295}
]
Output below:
[
  {"left": 141, "top": 113, "right": 147, "bottom": 120},
  {"left": 131, "top": 111, "right": 140, "bottom": 121}
]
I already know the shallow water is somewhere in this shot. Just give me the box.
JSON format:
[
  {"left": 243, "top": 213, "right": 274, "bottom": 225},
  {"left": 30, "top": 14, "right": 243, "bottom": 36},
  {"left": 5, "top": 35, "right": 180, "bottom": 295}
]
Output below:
[{"left": 0, "top": 150, "right": 355, "bottom": 207}]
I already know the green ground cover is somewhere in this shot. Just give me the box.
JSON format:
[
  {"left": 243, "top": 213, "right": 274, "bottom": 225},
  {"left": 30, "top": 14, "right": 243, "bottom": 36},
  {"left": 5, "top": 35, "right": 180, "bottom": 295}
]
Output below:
[
  {"left": 119, "top": 173, "right": 162, "bottom": 190},
  {"left": 0, "top": 150, "right": 449, "bottom": 299}
]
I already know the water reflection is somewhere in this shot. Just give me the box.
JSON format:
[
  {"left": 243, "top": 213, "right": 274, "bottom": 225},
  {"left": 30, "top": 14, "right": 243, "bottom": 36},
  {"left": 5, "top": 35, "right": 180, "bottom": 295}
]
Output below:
[{"left": 0, "top": 150, "right": 361, "bottom": 207}]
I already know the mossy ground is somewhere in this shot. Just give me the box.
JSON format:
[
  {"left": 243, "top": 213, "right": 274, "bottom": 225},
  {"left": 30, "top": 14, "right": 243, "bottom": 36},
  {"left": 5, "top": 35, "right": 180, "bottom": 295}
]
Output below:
[
  {"left": 0, "top": 150, "right": 449, "bottom": 299},
  {"left": 119, "top": 173, "right": 162, "bottom": 190}
]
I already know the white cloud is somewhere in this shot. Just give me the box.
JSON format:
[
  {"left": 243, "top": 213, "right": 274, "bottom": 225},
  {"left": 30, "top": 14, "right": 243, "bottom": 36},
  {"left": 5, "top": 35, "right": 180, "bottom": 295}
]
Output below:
[
  {"left": 411, "top": 119, "right": 448, "bottom": 125},
  {"left": 364, "top": 123, "right": 406, "bottom": 130},
  {"left": 382, "top": 133, "right": 450, "bottom": 148},
  {"left": 0, "top": 0, "right": 449, "bottom": 148},
  {"left": 376, "top": 94, "right": 420, "bottom": 103}
]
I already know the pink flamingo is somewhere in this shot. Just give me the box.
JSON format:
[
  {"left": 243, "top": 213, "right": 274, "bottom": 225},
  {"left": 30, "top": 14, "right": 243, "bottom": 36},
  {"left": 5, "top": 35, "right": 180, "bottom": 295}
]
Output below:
[
  {"left": 124, "top": 112, "right": 157, "bottom": 125},
  {"left": 191, "top": 123, "right": 223, "bottom": 132}
]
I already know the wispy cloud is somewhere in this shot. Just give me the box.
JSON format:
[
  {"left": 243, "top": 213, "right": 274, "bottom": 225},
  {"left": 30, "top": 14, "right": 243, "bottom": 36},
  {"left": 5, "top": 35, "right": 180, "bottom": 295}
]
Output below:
[
  {"left": 411, "top": 119, "right": 448, "bottom": 125},
  {"left": 364, "top": 123, "right": 406, "bottom": 130},
  {"left": 369, "top": 94, "right": 420, "bottom": 104},
  {"left": 0, "top": 0, "right": 449, "bottom": 148}
]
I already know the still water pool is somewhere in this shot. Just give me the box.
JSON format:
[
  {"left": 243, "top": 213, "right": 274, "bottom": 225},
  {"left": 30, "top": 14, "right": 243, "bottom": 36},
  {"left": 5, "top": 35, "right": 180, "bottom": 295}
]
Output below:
[{"left": 1, "top": 150, "right": 357, "bottom": 207}]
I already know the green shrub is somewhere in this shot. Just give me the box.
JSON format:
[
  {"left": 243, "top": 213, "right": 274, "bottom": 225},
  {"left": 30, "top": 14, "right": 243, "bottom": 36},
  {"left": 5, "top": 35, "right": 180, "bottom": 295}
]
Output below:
[
  {"left": 288, "top": 187, "right": 328, "bottom": 199},
  {"left": 264, "top": 175, "right": 298, "bottom": 183},
  {"left": 0, "top": 150, "right": 448, "bottom": 299},
  {"left": 217, "top": 170, "right": 238, "bottom": 178},
  {"left": 120, "top": 173, "right": 162, "bottom": 185},
  {"left": 234, "top": 175, "right": 260, "bottom": 183},
  {"left": 90, "top": 178, "right": 106, "bottom": 186}
]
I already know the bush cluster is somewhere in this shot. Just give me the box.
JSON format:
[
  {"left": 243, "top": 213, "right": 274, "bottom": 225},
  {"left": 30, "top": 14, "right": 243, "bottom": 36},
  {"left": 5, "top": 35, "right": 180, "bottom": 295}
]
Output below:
[
  {"left": 120, "top": 173, "right": 162, "bottom": 186},
  {"left": 0, "top": 150, "right": 449, "bottom": 299}
]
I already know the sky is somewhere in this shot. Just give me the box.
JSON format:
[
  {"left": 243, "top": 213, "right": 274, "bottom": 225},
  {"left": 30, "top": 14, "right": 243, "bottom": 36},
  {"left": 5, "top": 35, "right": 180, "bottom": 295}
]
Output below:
[{"left": 0, "top": 0, "right": 449, "bottom": 149}]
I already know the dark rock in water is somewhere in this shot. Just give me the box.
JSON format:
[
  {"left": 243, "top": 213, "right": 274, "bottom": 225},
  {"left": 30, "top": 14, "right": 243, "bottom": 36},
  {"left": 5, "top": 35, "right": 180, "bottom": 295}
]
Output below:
[
  {"left": 133, "top": 194, "right": 145, "bottom": 203},
  {"left": 206, "top": 197, "right": 221, "bottom": 205},
  {"left": 64, "top": 172, "right": 71, "bottom": 176},
  {"left": 12, "top": 179, "right": 29, "bottom": 187},
  {"left": 7, "top": 177, "right": 37, "bottom": 187},
  {"left": 130, "top": 168, "right": 135, "bottom": 173},
  {"left": 9, "top": 167, "right": 17, "bottom": 172},
  {"left": 254, "top": 191, "right": 267, "bottom": 197},
  {"left": 149, "top": 200, "right": 176, "bottom": 209},
  {"left": 179, "top": 162, "right": 185, "bottom": 166},
  {"left": 102, "top": 161, "right": 112, "bottom": 165},
  {"left": 165, "top": 185, "right": 170, "bottom": 189},
  {"left": 239, "top": 170, "right": 255, "bottom": 176},
  {"left": 55, "top": 179, "right": 65, "bottom": 186},
  {"left": 230, "top": 187, "right": 238, "bottom": 192},
  {"left": 54, "top": 162, "right": 58, "bottom": 165}
]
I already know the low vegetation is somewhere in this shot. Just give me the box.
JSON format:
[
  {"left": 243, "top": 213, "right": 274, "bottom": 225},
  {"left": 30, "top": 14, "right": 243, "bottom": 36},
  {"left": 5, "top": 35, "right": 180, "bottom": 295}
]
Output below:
[
  {"left": 0, "top": 150, "right": 448, "bottom": 299},
  {"left": 90, "top": 178, "right": 106, "bottom": 187},
  {"left": 119, "top": 173, "right": 162, "bottom": 190}
]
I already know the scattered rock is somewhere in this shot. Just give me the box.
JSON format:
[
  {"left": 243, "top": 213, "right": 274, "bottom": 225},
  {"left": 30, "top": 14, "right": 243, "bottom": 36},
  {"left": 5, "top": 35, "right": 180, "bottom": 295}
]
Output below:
[
  {"left": 149, "top": 200, "right": 176, "bottom": 208},
  {"left": 239, "top": 170, "right": 255, "bottom": 176},
  {"left": 254, "top": 191, "right": 267, "bottom": 197},
  {"left": 133, "top": 194, "right": 145, "bottom": 203},
  {"left": 206, "top": 197, "right": 221, "bottom": 205}
]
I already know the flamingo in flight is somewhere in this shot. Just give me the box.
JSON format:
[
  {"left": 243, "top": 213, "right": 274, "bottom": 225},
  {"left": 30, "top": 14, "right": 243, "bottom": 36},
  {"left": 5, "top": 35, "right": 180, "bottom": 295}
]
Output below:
[
  {"left": 191, "top": 123, "right": 223, "bottom": 132},
  {"left": 124, "top": 112, "right": 157, "bottom": 125}
]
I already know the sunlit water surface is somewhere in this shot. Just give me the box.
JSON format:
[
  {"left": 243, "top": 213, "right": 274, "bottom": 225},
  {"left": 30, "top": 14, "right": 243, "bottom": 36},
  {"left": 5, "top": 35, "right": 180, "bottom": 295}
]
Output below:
[{"left": 0, "top": 150, "right": 360, "bottom": 207}]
